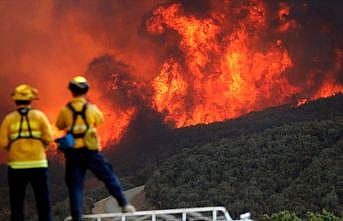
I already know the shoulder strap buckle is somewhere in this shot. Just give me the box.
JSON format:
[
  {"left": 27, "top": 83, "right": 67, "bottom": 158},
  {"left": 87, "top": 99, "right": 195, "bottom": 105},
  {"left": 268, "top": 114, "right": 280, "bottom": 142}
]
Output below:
[{"left": 18, "top": 107, "right": 30, "bottom": 116}]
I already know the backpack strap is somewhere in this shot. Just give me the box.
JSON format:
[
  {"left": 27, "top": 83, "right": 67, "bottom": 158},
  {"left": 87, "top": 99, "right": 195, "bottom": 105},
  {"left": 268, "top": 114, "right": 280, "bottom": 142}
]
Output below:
[{"left": 67, "top": 102, "right": 89, "bottom": 138}]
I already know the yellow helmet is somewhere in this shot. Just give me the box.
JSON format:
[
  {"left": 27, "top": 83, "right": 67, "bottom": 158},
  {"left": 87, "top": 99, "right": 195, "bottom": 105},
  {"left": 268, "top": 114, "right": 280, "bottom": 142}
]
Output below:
[
  {"left": 11, "top": 84, "right": 39, "bottom": 101},
  {"left": 69, "top": 75, "right": 89, "bottom": 89}
]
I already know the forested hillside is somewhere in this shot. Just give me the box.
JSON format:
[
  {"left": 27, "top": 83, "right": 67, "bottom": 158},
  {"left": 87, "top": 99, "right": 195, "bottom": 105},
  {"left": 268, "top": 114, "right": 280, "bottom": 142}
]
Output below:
[
  {"left": 145, "top": 114, "right": 343, "bottom": 218},
  {"left": 107, "top": 94, "right": 343, "bottom": 182}
]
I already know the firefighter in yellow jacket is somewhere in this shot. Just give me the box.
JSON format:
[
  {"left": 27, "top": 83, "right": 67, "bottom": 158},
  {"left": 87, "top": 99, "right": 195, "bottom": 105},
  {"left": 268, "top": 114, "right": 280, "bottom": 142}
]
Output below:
[
  {"left": 0, "top": 84, "right": 53, "bottom": 221},
  {"left": 56, "top": 76, "right": 135, "bottom": 221}
]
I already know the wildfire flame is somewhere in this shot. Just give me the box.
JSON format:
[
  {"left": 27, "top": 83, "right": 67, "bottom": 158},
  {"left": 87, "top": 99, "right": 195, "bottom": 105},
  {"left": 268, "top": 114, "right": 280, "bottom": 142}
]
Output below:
[
  {"left": 148, "top": 3, "right": 293, "bottom": 126},
  {"left": 82, "top": 71, "right": 141, "bottom": 147},
  {"left": 89, "top": 89, "right": 136, "bottom": 148},
  {"left": 44, "top": 1, "right": 343, "bottom": 145},
  {"left": 147, "top": 2, "right": 342, "bottom": 127}
]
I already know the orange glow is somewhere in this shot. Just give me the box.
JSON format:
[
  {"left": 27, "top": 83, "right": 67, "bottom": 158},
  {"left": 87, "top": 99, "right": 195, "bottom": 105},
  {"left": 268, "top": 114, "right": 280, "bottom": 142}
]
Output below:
[
  {"left": 277, "top": 2, "right": 297, "bottom": 32},
  {"left": 149, "top": 3, "right": 296, "bottom": 127},
  {"left": 0, "top": 1, "right": 160, "bottom": 150},
  {"left": 297, "top": 49, "right": 343, "bottom": 105},
  {"left": 313, "top": 80, "right": 343, "bottom": 99},
  {"left": 152, "top": 59, "right": 188, "bottom": 126},
  {"left": 312, "top": 50, "right": 343, "bottom": 100},
  {"left": 88, "top": 80, "right": 137, "bottom": 148}
]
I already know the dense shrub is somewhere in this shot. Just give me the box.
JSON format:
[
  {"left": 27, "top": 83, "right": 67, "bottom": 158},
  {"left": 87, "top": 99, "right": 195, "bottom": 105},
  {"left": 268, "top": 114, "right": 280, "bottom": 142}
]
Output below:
[
  {"left": 145, "top": 119, "right": 343, "bottom": 218},
  {"left": 263, "top": 210, "right": 343, "bottom": 221}
]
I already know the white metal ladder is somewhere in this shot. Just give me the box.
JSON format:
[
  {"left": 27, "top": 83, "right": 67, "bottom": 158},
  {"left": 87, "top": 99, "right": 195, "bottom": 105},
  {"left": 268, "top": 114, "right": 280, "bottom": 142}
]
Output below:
[{"left": 64, "top": 207, "right": 252, "bottom": 221}]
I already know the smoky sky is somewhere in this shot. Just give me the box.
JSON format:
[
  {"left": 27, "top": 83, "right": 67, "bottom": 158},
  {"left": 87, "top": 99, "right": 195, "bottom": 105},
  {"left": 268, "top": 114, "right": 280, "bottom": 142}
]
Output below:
[
  {"left": 85, "top": 55, "right": 148, "bottom": 109},
  {"left": 277, "top": 0, "right": 343, "bottom": 90},
  {"left": 0, "top": 0, "right": 166, "bottom": 119}
]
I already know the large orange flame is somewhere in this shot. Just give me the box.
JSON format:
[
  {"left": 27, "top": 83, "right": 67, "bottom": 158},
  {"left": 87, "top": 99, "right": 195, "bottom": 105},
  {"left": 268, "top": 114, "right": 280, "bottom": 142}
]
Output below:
[
  {"left": 148, "top": 3, "right": 306, "bottom": 127},
  {"left": 148, "top": 2, "right": 342, "bottom": 127}
]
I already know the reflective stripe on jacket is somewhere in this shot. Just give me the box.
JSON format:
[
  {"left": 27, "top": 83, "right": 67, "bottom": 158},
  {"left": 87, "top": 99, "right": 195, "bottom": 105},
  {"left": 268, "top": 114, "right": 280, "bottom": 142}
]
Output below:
[
  {"left": 9, "top": 118, "right": 43, "bottom": 141},
  {"left": 8, "top": 160, "right": 48, "bottom": 169},
  {"left": 56, "top": 97, "right": 103, "bottom": 148},
  {"left": 0, "top": 106, "right": 53, "bottom": 169}
]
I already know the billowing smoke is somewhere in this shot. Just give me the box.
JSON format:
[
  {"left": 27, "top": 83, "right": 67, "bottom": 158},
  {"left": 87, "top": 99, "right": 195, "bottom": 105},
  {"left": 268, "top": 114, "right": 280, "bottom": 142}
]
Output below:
[
  {"left": 0, "top": 0, "right": 166, "bottom": 119},
  {"left": 84, "top": 55, "right": 152, "bottom": 144}
]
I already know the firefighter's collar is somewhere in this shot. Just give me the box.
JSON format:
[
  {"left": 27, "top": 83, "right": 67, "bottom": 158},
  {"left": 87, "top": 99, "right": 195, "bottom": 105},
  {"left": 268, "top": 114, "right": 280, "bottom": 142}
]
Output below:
[{"left": 16, "top": 105, "right": 31, "bottom": 109}]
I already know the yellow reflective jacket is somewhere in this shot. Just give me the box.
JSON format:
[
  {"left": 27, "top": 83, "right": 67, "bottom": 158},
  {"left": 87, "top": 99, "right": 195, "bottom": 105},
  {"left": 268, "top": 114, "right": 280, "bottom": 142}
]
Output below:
[
  {"left": 0, "top": 106, "right": 53, "bottom": 169},
  {"left": 56, "top": 97, "right": 104, "bottom": 148}
]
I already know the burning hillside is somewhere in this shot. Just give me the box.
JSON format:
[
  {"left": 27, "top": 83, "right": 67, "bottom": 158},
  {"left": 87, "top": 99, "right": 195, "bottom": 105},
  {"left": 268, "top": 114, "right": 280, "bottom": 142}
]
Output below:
[
  {"left": 147, "top": 1, "right": 342, "bottom": 127},
  {"left": 0, "top": 0, "right": 342, "bottom": 147}
]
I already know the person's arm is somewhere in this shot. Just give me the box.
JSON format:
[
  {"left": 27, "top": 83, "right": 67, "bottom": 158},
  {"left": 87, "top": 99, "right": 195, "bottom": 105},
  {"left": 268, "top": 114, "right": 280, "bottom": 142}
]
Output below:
[
  {"left": 92, "top": 104, "right": 104, "bottom": 126},
  {"left": 56, "top": 107, "right": 67, "bottom": 130},
  {"left": 0, "top": 116, "right": 10, "bottom": 151},
  {"left": 39, "top": 112, "right": 53, "bottom": 147}
]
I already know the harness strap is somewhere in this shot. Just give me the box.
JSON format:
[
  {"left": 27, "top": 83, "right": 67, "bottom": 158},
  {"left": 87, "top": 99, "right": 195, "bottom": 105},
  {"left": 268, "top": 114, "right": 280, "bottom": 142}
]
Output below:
[
  {"left": 67, "top": 102, "right": 89, "bottom": 138},
  {"left": 25, "top": 114, "right": 33, "bottom": 138},
  {"left": 17, "top": 108, "right": 34, "bottom": 139},
  {"left": 17, "top": 109, "right": 26, "bottom": 138},
  {"left": 9, "top": 108, "right": 42, "bottom": 146}
]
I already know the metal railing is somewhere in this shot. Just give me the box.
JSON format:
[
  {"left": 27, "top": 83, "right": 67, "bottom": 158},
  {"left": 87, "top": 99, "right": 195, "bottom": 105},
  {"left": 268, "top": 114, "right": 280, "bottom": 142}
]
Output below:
[{"left": 64, "top": 207, "right": 252, "bottom": 221}]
